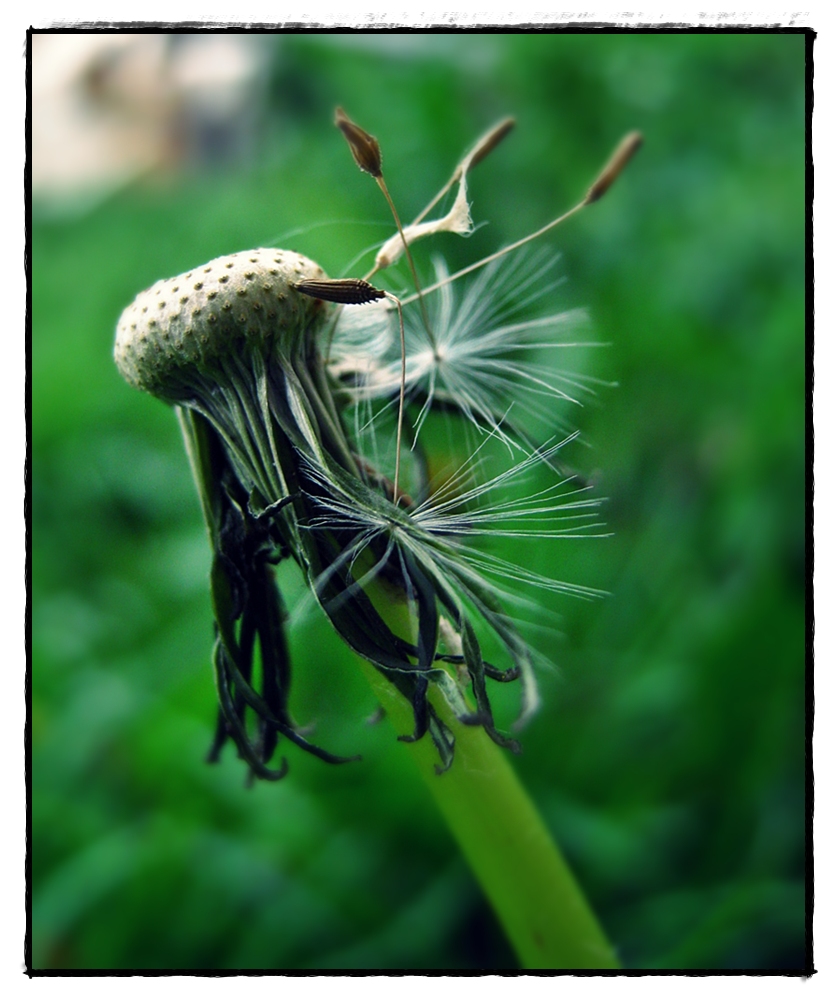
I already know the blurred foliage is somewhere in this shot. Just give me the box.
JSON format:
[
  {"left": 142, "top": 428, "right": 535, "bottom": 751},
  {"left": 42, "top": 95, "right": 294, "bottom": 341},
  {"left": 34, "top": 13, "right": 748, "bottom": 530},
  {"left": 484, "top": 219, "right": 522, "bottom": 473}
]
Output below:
[{"left": 31, "top": 31, "right": 807, "bottom": 970}]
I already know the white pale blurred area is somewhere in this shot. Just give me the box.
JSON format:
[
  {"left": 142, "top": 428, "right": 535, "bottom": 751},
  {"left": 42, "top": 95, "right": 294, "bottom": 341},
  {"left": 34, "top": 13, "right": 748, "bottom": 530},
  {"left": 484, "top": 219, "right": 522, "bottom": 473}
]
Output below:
[{"left": 32, "top": 34, "right": 269, "bottom": 209}]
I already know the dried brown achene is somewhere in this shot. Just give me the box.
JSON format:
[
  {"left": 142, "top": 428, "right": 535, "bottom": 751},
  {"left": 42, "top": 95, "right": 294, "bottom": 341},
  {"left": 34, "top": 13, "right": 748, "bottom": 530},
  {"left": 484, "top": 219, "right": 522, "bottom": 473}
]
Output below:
[{"left": 334, "top": 107, "right": 383, "bottom": 178}]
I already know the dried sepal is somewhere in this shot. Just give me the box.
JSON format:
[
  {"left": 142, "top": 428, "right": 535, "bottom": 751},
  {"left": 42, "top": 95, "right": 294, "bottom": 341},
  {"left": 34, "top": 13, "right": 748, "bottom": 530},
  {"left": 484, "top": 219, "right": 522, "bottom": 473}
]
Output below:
[{"left": 335, "top": 106, "right": 382, "bottom": 178}]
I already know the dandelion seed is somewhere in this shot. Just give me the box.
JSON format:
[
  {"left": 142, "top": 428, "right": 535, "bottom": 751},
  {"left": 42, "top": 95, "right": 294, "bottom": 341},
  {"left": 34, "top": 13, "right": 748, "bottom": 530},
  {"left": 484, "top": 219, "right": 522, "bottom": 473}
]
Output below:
[
  {"left": 373, "top": 116, "right": 514, "bottom": 272},
  {"left": 585, "top": 131, "right": 644, "bottom": 205},
  {"left": 332, "top": 249, "right": 594, "bottom": 450},
  {"left": 334, "top": 106, "right": 383, "bottom": 178}
]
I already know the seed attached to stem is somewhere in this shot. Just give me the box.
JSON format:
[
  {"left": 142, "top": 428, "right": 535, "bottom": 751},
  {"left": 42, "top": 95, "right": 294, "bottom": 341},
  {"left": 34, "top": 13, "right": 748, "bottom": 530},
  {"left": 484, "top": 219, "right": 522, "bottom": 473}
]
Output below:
[
  {"left": 335, "top": 106, "right": 435, "bottom": 346},
  {"left": 334, "top": 106, "right": 383, "bottom": 178},
  {"left": 404, "top": 116, "right": 516, "bottom": 233},
  {"left": 460, "top": 116, "right": 516, "bottom": 175},
  {"left": 295, "top": 277, "right": 387, "bottom": 306},
  {"left": 584, "top": 131, "right": 644, "bottom": 205},
  {"left": 294, "top": 276, "right": 408, "bottom": 504}
]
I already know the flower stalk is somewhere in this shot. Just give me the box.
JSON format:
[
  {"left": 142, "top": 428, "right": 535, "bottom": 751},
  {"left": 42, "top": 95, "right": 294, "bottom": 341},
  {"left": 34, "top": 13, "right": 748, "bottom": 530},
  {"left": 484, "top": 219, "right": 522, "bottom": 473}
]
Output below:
[{"left": 357, "top": 586, "right": 619, "bottom": 970}]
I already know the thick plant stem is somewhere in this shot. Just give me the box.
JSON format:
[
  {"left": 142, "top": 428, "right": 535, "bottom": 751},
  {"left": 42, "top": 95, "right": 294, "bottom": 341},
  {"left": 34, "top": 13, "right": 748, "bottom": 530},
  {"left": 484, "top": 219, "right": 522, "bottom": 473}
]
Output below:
[{"left": 356, "top": 655, "right": 620, "bottom": 970}]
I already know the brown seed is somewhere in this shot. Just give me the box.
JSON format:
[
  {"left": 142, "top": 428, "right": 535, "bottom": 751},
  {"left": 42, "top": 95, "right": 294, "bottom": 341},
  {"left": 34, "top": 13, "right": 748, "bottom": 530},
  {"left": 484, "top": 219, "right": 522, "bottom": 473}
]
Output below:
[
  {"left": 463, "top": 117, "right": 515, "bottom": 174},
  {"left": 295, "top": 277, "right": 386, "bottom": 306},
  {"left": 334, "top": 106, "right": 382, "bottom": 178},
  {"left": 585, "top": 131, "right": 644, "bottom": 205}
]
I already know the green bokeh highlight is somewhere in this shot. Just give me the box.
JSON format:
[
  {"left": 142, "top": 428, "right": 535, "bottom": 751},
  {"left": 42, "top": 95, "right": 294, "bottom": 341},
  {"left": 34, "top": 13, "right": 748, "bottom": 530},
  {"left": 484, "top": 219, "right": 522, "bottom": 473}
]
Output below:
[{"left": 32, "top": 32, "right": 806, "bottom": 970}]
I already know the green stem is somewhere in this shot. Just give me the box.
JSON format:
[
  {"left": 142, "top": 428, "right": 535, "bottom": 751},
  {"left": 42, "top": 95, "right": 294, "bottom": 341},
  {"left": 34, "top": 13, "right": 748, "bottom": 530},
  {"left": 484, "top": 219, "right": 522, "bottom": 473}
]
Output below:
[{"left": 353, "top": 588, "right": 619, "bottom": 970}]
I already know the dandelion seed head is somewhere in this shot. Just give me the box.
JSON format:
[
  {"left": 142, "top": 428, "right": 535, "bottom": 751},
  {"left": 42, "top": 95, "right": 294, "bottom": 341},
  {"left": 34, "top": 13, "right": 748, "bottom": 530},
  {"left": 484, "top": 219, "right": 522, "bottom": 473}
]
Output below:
[
  {"left": 115, "top": 248, "right": 329, "bottom": 405},
  {"left": 111, "top": 113, "right": 634, "bottom": 777}
]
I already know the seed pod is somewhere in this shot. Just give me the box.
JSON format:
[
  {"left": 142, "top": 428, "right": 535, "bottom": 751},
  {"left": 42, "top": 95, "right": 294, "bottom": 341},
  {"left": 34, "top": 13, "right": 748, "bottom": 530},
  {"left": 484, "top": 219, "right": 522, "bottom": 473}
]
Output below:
[{"left": 114, "top": 248, "right": 330, "bottom": 403}]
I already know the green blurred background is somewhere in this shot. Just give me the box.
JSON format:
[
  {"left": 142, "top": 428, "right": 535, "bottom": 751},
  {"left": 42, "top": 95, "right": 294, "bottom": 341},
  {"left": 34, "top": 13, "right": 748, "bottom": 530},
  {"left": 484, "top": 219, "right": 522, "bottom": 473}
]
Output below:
[{"left": 31, "top": 31, "right": 807, "bottom": 970}]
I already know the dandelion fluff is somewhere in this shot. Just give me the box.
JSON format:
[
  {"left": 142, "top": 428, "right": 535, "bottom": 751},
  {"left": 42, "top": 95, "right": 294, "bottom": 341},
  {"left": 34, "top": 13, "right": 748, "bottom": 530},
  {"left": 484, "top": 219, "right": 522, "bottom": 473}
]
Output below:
[{"left": 112, "top": 117, "right": 634, "bottom": 780}]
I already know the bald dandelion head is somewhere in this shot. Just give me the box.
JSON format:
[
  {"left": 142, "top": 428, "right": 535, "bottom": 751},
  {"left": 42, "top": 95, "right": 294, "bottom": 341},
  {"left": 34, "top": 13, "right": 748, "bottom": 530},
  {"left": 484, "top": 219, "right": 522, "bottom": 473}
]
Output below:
[{"left": 114, "top": 113, "right": 639, "bottom": 780}]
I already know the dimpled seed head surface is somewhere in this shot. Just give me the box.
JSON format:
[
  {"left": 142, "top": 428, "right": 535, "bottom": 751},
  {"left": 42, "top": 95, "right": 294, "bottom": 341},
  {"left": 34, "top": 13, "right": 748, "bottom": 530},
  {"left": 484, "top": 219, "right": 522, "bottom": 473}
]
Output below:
[{"left": 114, "top": 248, "right": 328, "bottom": 402}]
